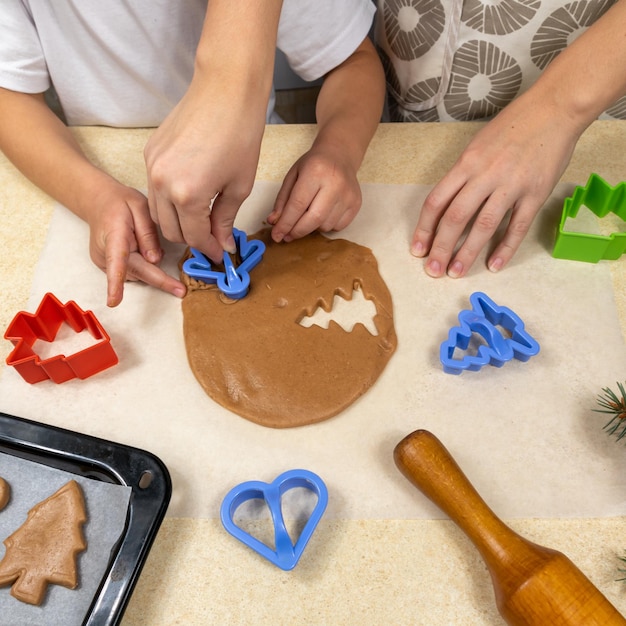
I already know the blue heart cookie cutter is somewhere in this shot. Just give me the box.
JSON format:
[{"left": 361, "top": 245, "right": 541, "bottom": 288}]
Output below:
[
  {"left": 182, "top": 228, "right": 265, "bottom": 299},
  {"left": 440, "top": 292, "right": 540, "bottom": 375},
  {"left": 220, "top": 469, "right": 328, "bottom": 571}
]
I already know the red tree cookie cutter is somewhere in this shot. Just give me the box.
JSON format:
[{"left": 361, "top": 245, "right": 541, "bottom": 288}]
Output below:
[{"left": 4, "top": 293, "right": 118, "bottom": 384}]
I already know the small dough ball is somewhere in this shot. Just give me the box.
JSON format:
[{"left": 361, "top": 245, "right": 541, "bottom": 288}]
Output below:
[{"left": 0, "top": 477, "right": 10, "bottom": 510}]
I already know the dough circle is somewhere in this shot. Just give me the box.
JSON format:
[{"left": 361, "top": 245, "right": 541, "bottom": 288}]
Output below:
[{"left": 181, "top": 229, "right": 397, "bottom": 428}]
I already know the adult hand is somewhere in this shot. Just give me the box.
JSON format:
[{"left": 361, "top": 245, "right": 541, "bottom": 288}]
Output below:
[
  {"left": 267, "top": 144, "right": 362, "bottom": 242},
  {"left": 87, "top": 183, "right": 186, "bottom": 307},
  {"left": 143, "top": 0, "right": 282, "bottom": 263},
  {"left": 411, "top": 93, "right": 580, "bottom": 277},
  {"left": 144, "top": 79, "right": 264, "bottom": 263}
]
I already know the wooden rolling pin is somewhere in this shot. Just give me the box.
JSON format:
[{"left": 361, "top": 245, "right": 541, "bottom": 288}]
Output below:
[{"left": 394, "top": 429, "right": 626, "bottom": 625}]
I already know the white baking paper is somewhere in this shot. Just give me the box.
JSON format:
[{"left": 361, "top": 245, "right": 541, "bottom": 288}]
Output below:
[{"left": 0, "top": 182, "right": 624, "bottom": 521}]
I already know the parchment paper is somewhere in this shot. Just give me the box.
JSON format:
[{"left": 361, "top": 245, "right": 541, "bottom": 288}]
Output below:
[
  {"left": 0, "top": 453, "right": 131, "bottom": 625},
  {"left": 0, "top": 182, "right": 625, "bottom": 521}
]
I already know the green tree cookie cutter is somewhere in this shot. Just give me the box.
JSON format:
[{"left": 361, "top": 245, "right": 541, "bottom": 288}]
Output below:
[{"left": 553, "top": 173, "right": 626, "bottom": 263}]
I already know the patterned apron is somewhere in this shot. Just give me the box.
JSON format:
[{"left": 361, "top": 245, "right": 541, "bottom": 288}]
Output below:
[{"left": 375, "top": 0, "right": 626, "bottom": 121}]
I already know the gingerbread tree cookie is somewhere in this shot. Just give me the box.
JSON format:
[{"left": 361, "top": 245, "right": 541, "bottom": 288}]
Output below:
[
  {"left": 0, "top": 477, "right": 9, "bottom": 511},
  {"left": 0, "top": 479, "right": 87, "bottom": 605}
]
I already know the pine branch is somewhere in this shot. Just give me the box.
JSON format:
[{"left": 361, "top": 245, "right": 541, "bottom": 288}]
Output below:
[
  {"left": 617, "top": 552, "right": 626, "bottom": 582},
  {"left": 595, "top": 382, "right": 626, "bottom": 442}
]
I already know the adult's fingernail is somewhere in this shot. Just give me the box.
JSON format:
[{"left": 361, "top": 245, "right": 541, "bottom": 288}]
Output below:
[
  {"left": 448, "top": 260, "right": 463, "bottom": 278},
  {"left": 488, "top": 257, "right": 504, "bottom": 272},
  {"left": 224, "top": 235, "right": 236, "bottom": 254},
  {"left": 425, "top": 259, "right": 441, "bottom": 277},
  {"left": 411, "top": 241, "right": 425, "bottom": 257}
]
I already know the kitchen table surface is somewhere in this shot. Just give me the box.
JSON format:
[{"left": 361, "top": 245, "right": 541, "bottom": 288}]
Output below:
[{"left": 1, "top": 122, "right": 625, "bottom": 625}]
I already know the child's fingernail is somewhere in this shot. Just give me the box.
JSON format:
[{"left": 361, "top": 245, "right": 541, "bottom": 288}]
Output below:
[
  {"left": 174, "top": 286, "right": 186, "bottom": 298},
  {"left": 411, "top": 241, "right": 425, "bottom": 257},
  {"left": 448, "top": 261, "right": 463, "bottom": 278},
  {"left": 489, "top": 257, "right": 504, "bottom": 272},
  {"left": 146, "top": 249, "right": 161, "bottom": 264}
]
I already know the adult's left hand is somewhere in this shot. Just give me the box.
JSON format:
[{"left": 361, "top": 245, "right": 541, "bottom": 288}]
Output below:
[{"left": 411, "top": 92, "right": 579, "bottom": 277}]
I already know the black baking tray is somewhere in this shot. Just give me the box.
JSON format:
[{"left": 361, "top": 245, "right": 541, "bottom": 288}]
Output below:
[{"left": 0, "top": 411, "right": 171, "bottom": 626}]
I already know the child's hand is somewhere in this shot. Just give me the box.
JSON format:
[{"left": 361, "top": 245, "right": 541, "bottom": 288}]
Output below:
[
  {"left": 267, "top": 145, "right": 362, "bottom": 242},
  {"left": 86, "top": 183, "right": 186, "bottom": 307}
]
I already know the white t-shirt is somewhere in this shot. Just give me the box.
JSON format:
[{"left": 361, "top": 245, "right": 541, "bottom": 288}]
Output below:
[{"left": 0, "top": 0, "right": 375, "bottom": 126}]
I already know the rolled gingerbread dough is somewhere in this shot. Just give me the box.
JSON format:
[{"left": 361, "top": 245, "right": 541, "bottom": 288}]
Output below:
[{"left": 181, "top": 229, "right": 397, "bottom": 428}]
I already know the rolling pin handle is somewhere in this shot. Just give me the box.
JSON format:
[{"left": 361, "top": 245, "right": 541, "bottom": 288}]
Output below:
[{"left": 393, "top": 429, "right": 626, "bottom": 626}]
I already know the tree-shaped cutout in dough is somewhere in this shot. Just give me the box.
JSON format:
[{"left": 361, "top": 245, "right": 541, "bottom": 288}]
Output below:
[
  {"left": 444, "top": 40, "right": 522, "bottom": 120},
  {"left": 462, "top": 0, "right": 540, "bottom": 35},
  {"left": 0, "top": 477, "right": 9, "bottom": 511},
  {"left": 531, "top": 0, "right": 613, "bottom": 70},
  {"left": 0, "top": 480, "right": 87, "bottom": 605},
  {"left": 381, "top": 0, "right": 446, "bottom": 60}
]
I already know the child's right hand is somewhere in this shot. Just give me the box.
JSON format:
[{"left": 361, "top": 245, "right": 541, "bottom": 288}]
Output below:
[
  {"left": 85, "top": 182, "right": 186, "bottom": 307},
  {"left": 0, "top": 89, "right": 187, "bottom": 308}
]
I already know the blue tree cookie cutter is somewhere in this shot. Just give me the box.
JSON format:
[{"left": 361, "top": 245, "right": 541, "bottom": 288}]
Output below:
[
  {"left": 220, "top": 469, "right": 328, "bottom": 571},
  {"left": 182, "top": 228, "right": 265, "bottom": 299},
  {"left": 440, "top": 292, "right": 540, "bottom": 375},
  {"left": 553, "top": 173, "right": 626, "bottom": 262}
]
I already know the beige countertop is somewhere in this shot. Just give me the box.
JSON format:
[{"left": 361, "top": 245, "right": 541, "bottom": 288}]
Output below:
[{"left": 1, "top": 122, "right": 625, "bottom": 624}]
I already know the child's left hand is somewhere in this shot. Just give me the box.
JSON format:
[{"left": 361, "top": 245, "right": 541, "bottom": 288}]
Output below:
[{"left": 267, "top": 145, "right": 362, "bottom": 242}]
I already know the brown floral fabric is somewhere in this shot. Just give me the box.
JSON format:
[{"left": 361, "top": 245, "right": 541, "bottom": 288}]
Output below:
[{"left": 375, "top": 0, "right": 626, "bottom": 121}]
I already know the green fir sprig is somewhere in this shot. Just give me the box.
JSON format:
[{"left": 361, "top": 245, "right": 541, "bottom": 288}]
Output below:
[
  {"left": 618, "top": 553, "right": 626, "bottom": 582},
  {"left": 598, "top": 385, "right": 626, "bottom": 586},
  {"left": 595, "top": 382, "right": 626, "bottom": 442}
]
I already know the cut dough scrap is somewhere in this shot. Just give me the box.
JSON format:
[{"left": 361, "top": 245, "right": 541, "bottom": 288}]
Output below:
[{"left": 181, "top": 229, "right": 397, "bottom": 428}]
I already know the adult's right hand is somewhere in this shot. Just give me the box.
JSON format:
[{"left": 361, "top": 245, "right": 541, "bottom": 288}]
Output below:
[
  {"left": 144, "top": 0, "right": 283, "bottom": 263},
  {"left": 144, "top": 78, "right": 264, "bottom": 263}
]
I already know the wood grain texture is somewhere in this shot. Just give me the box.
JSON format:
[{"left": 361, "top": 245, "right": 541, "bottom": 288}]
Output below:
[{"left": 394, "top": 430, "right": 626, "bottom": 625}]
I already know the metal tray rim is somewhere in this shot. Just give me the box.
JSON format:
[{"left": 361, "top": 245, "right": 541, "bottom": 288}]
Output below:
[{"left": 0, "top": 411, "right": 172, "bottom": 626}]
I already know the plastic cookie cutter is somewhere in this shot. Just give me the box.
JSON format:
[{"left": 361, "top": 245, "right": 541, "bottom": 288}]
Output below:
[
  {"left": 4, "top": 292, "right": 118, "bottom": 384},
  {"left": 553, "top": 173, "right": 626, "bottom": 262},
  {"left": 182, "top": 227, "right": 265, "bottom": 299},
  {"left": 220, "top": 469, "right": 328, "bottom": 571},
  {"left": 440, "top": 292, "right": 540, "bottom": 375}
]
